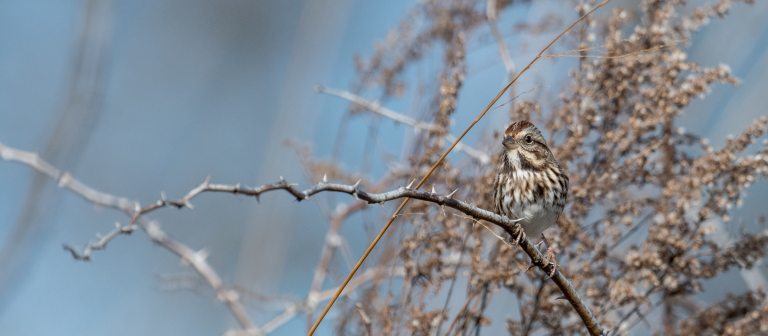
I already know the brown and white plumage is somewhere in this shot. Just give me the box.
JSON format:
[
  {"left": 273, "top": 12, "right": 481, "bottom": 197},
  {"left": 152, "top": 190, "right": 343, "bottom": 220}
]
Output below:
[{"left": 492, "top": 121, "right": 568, "bottom": 239}]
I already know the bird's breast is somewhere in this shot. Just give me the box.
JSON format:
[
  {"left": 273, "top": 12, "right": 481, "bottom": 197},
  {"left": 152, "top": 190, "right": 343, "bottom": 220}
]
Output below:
[{"left": 495, "top": 169, "right": 564, "bottom": 238}]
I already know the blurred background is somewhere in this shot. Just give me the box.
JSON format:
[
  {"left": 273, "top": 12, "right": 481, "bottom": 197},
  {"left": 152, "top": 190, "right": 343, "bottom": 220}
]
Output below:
[{"left": 0, "top": 0, "right": 766, "bottom": 335}]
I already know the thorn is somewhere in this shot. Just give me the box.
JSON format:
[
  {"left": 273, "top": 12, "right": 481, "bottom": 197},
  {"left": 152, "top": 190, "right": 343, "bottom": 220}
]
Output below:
[
  {"left": 547, "top": 263, "right": 558, "bottom": 278},
  {"left": 406, "top": 179, "right": 416, "bottom": 189},
  {"left": 431, "top": 185, "right": 436, "bottom": 194},
  {"left": 279, "top": 176, "right": 285, "bottom": 182},
  {"left": 447, "top": 188, "right": 459, "bottom": 198},
  {"left": 195, "top": 249, "right": 209, "bottom": 262},
  {"left": 326, "top": 233, "right": 342, "bottom": 247},
  {"left": 160, "top": 191, "right": 167, "bottom": 201},
  {"left": 58, "top": 173, "right": 71, "bottom": 187},
  {"left": 351, "top": 180, "right": 362, "bottom": 199},
  {"left": 323, "top": 173, "right": 328, "bottom": 183},
  {"left": 203, "top": 176, "right": 211, "bottom": 186},
  {"left": 439, "top": 204, "right": 447, "bottom": 217}
]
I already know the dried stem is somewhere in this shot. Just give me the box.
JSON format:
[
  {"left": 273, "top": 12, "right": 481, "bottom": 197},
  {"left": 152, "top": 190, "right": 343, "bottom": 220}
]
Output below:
[{"left": 315, "top": 85, "right": 491, "bottom": 164}]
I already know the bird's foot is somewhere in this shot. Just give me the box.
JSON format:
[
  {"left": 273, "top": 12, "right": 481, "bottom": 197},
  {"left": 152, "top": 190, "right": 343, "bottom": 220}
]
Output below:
[
  {"left": 510, "top": 227, "right": 526, "bottom": 245},
  {"left": 544, "top": 249, "right": 557, "bottom": 278},
  {"left": 541, "top": 234, "right": 558, "bottom": 278}
]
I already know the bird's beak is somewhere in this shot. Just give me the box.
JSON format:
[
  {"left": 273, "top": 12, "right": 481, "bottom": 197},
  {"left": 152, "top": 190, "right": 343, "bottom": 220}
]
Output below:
[{"left": 503, "top": 136, "right": 517, "bottom": 149}]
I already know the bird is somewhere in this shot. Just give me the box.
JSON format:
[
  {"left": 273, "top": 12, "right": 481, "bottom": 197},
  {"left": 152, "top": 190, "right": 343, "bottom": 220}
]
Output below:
[{"left": 492, "top": 120, "right": 569, "bottom": 246}]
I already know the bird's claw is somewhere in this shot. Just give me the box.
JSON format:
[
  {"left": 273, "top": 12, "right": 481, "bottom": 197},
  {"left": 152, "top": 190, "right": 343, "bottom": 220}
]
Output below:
[
  {"left": 544, "top": 241, "right": 557, "bottom": 278},
  {"left": 512, "top": 228, "right": 526, "bottom": 245},
  {"left": 541, "top": 233, "right": 558, "bottom": 278}
]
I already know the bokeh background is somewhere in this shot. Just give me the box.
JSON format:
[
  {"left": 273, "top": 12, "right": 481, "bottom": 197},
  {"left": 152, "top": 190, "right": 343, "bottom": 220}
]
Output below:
[{"left": 0, "top": 1, "right": 766, "bottom": 335}]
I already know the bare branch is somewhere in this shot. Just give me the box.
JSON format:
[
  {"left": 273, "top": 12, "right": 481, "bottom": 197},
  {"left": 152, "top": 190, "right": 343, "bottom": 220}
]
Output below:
[
  {"left": 62, "top": 222, "right": 136, "bottom": 261},
  {"left": 0, "top": 142, "right": 255, "bottom": 332},
  {"left": 315, "top": 86, "right": 491, "bottom": 164},
  {"left": 486, "top": 0, "right": 515, "bottom": 78},
  {"left": 0, "top": 142, "right": 137, "bottom": 212},
  {"left": 307, "top": 200, "right": 366, "bottom": 314},
  {"left": 244, "top": 266, "right": 406, "bottom": 335},
  {"left": 144, "top": 177, "right": 523, "bottom": 234},
  {"left": 143, "top": 221, "right": 254, "bottom": 331}
]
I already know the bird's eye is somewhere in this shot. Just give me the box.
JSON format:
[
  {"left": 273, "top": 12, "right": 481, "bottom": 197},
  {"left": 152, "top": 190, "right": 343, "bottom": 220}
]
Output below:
[{"left": 524, "top": 135, "right": 533, "bottom": 144}]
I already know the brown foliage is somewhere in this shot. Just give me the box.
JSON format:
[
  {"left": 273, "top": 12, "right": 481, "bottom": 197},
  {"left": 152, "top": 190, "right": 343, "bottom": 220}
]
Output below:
[{"left": 313, "top": 0, "right": 768, "bottom": 335}]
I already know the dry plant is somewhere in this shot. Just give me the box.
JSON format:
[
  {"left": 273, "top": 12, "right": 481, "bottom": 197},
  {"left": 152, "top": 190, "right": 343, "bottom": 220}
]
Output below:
[
  {"left": 2, "top": 0, "right": 767, "bottom": 335},
  {"left": 309, "top": 0, "right": 768, "bottom": 334}
]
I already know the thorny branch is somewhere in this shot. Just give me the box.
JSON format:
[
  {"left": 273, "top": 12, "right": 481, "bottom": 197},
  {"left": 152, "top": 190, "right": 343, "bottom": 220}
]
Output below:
[
  {"left": 1, "top": 141, "right": 601, "bottom": 334},
  {"left": 0, "top": 142, "right": 256, "bottom": 332}
]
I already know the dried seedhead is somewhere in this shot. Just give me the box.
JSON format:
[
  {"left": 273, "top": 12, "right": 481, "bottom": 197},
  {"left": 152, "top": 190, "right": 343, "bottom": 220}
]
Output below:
[{"left": 307, "top": 0, "right": 768, "bottom": 335}]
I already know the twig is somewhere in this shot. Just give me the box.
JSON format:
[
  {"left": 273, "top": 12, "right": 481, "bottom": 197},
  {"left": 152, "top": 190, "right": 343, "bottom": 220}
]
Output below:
[
  {"left": 0, "top": 142, "right": 255, "bottom": 332},
  {"left": 305, "top": 200, "right": 367, "bottom": 328},
  {"left": 624, "top": 299, "right": 665, "bottom": 334},
  {"left": 486, "top": 0, "right": 515, "bottom": 78},
  {"left": 522, "top": 278, "right": 548, "bottom": 336},
  {"left": 137, "top": 178, "right": 526, "bottom": 234},
  {"left": 315, "top": 85, "right": 491, "bottom": 164},
  {"left": 355, "top": 304, "right": 373, "bottom": 336},
  {"left": 434, "top": 230, "right": 471, "bottom": 335},
  {"left": 609, "top": 290, "right": 659, "bottom": 336},
  {"left": 606, "top": 280, "right": 663, "bottom": 335},
  {"left": 0, "top": 142, "right": 137, "bottom": 212},
  {"left": 63, "top": 222, "right": 136, "bottom": 261},
  {"left": 143, "top": 221, "right": 254, "bottom": 331},
  {"left": 258, "top": 266, "right": 405, "bottom": 335},
  {"left": 305, "top": 176, "right": 395, "bottom": 312}
]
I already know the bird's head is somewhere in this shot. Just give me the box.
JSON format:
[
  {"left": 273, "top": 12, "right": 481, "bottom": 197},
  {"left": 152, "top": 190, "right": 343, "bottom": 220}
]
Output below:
[{"left": 501, "top": 120, "right": 553, "bottom": 171}]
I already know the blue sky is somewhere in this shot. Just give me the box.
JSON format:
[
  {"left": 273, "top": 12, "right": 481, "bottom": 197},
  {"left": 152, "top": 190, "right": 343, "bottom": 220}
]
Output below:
[{"left": 0, "top": 1, "right": 766, "bottom": 335}]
